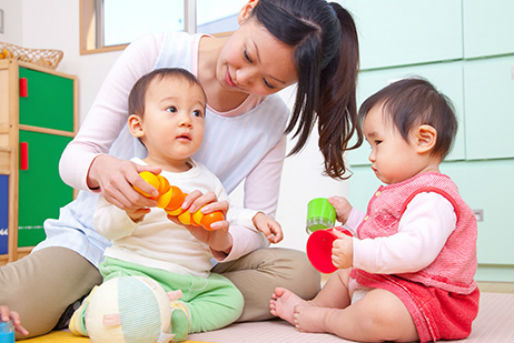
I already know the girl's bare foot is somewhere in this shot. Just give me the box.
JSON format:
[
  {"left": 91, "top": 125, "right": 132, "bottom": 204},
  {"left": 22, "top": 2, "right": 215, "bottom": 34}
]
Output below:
[
  {"left": 294, "top": 305, "right": 329, "bottom": 333},
  {"left": 269, "top": 287, "right": 308, "bottom": 325}
]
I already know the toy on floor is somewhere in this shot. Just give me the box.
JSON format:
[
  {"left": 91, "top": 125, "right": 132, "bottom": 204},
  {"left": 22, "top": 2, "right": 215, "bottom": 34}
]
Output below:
[
  {"left": 0, "top": 320, "right": 15, "bottom": 343},
  {"left": 134, "top": 171, "right": 225, "bottom": 231},
  {"left": 85, "top": 276, "right": 182, "bottom": 343},
  {"left": 306, "top": 226, "right": 352, "bottom": 273},
  {"left": 305, "top": 198, "right": 336, "bottom": 232}
]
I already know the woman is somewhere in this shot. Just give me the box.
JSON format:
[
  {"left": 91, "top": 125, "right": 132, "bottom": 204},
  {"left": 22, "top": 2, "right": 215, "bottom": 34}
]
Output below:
[{"left": 0, "top": 0, "right": 361, "bottom": 338}]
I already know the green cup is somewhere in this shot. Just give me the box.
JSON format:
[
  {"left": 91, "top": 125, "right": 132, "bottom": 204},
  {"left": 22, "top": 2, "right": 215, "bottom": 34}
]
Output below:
[{"left": 306, "top": 198, "right": 336, "bottom": 233}]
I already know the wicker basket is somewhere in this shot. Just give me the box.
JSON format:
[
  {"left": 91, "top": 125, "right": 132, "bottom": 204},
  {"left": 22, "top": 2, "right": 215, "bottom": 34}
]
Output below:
[{"left": 0, "top": 41, "right": 63, "bottom": 70}]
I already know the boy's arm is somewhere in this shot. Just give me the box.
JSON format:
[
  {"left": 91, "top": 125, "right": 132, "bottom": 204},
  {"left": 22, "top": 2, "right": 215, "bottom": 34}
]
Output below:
[
  {"left": 353, "top": 192, "right": 456, "bottom": 274},
  {"left": 94, "top": 195, "right": 139, "bottom": 240}
]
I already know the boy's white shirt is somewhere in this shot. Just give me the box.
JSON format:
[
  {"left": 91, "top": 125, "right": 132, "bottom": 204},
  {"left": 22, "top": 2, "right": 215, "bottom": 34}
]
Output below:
[
  {"left": 345, "top": 192, "right": 457, "bottom": 274},
  {"left": 94, "top": 157, "right": 258, "bottom": 278}
]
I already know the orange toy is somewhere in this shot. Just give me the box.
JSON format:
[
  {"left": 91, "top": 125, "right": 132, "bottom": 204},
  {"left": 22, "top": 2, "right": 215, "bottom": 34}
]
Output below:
[{"left": 134, "top": 171, "right": 224, "bottom": 231}]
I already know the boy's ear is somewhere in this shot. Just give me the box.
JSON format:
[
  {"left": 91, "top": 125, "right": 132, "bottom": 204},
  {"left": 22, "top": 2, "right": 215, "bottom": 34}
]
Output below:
[
  {"left": 238, "top": 0, "right": 259, "bottom": 24},
  {"left": 414, "top": 124, "right": 437, "bottom": 154},
  {"left": 128, "top": 114, "right": 144, "bottom": 138}
]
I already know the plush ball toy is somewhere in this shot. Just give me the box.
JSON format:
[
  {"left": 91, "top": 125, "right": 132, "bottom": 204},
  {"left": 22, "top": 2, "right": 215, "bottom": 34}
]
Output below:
[{"left": 85, "top": 276, "right": 178, "bottom": 343}]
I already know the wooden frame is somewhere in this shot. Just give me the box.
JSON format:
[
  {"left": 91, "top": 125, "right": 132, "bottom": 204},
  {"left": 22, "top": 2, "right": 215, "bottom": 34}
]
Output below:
[
  {"left": 0, "top": 60, "right": 78, "bottom": 265},
  {"left": 79, "top": 0, "right": 234, "bottom": 55},
  {"left": 79, "top": 0, "right": 127, "bottom": 55}
]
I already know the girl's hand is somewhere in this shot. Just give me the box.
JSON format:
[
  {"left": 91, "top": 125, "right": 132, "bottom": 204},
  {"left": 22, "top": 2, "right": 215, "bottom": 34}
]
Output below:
[
  {"left": 252, "top": 212, "right": 283, "bottom": 243},
  {"left": 328, "top": 196, "right": 353, "bottom": 224},
  {"left": 167, "top": 191, "right": 232, "bottom": 253},
  {"left": 0, "top": 305, "right": 29, "bottom": 336},
  {"left": 87, "top": 155, "right": 160, "bottom": 211},
  {"left": 331, "top": 230, "right": 354, "bottom": 269}
]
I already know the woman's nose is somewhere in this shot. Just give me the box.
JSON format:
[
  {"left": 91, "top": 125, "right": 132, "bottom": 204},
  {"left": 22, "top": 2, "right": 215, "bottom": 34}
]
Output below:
[{"left": 236, "top": 67, "right": 257, "bottom": 86}]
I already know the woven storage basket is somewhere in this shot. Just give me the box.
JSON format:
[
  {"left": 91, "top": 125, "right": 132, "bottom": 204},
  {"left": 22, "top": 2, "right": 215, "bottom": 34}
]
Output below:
[{"left": 0, "top": 41, "right": 63, "bottom": 69}]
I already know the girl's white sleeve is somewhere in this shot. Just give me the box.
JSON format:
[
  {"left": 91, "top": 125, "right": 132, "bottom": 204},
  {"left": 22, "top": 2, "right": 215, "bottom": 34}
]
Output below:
[
  {"left": 58, "top": 33, "right": 165, "bottom": 191},
  {"left": 353, "top": 192, "right": 457, "bottom": 274}
]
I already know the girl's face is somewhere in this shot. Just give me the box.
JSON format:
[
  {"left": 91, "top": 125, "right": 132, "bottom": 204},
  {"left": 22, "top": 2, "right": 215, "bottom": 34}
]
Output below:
[
  {"left": 363, "top": 105, "right": 430, "bottom": 185},
  {"left": 131, "top": 77, "right": 206, "bottom": 171},
  {"left": 217, "top": 14, "right": 298, "bottom": 96}
]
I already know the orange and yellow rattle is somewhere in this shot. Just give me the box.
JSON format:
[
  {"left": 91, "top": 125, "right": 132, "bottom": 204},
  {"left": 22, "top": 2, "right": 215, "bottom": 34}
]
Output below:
[{"left": 134, "top": 171, "right": 225, "bottom": 231}]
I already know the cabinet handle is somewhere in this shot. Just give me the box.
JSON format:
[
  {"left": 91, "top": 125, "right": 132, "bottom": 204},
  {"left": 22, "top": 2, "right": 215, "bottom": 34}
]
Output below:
[
  {"left": 20, "top": 142, "right": 28, "bottom": 170},
  {"left": 19, "top": 78, "right": 28, "bottom": 98}
]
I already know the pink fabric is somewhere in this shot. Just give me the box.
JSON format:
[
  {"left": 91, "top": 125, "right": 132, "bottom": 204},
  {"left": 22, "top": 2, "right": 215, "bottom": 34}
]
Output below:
[
  {"left": 353, "top": 271, "right": 480, "bottom": 342},
  {"left": 353, "top": 172, "right": 477, "bottom": 294}
]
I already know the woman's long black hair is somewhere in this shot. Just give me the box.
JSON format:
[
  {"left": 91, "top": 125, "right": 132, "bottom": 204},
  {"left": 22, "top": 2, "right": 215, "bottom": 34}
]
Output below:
[{"left": 251, "top": 0, "right": 362, "bottom": 179}]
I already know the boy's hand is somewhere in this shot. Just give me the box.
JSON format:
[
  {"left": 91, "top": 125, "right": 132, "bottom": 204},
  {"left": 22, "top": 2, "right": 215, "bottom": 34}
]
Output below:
[
  {"left": 328, "top": 196, "right": 353, "bottom": 224},
  {"left": 331, "top": 230, "right": 354, "bottom": 269},
  {"left": 0, "top": 305, "right": 29, "bottom": 336},
  {"left": 252, "top": 212, "right": 283, "bottom": 243},
  {"left": 126, "top": 208, "right": 150, "bottom": 223}
]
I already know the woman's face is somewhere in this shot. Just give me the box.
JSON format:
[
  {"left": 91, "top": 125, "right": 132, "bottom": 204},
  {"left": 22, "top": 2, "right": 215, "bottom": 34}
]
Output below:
[{"left": 217, "top": 16, "right": 298, "bottom": 96}]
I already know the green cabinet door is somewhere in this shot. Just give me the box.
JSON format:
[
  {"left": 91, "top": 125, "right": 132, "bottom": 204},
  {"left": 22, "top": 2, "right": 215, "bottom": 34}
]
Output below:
[
  {"left": 463, "top": 56, "right": 514, "bottom": 160},
  {"left": 343, "top": 0, "right": 462, "bottom": 70},
  {"left": 441, "top": 161, "right": 514, "bottom": 272},
  {"left": 463, "top": 0, "right": 514, "bottom": 58},
  {"left": 18, "top": 130, "right": 73, "bottom": 247},
  {"left": 18, "top": 67, "right": 74, "bottom": 133}
]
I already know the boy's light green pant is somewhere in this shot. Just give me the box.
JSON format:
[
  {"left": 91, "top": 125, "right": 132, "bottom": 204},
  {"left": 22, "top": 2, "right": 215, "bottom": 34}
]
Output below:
[{"left": 96, "top": 257, "right": 244, "bottom": 341}]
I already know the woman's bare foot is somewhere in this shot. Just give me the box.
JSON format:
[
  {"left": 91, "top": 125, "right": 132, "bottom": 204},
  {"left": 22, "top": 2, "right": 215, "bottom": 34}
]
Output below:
[
  {"left": 269, "top": 287, "right": 309, "bottom": 325},
  {"left": 294, "top": 305, "right": 329, "bottom": 333}
]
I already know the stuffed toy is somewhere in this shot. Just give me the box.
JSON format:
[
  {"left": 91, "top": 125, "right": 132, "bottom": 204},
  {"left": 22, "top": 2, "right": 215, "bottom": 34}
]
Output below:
[{"left": 85, "top": 276, "right": 181, "bottom": 343}]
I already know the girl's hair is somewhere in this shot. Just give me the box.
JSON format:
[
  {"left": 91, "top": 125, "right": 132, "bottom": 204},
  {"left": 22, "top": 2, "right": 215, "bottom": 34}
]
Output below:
[
  {"left": 359, "top": 78, "right": 458, "bottom": 159},
  {"left": 251, "top": 0, "right": 362, "bottom": 179},
  {"left": 128, "top": 68, "right": 206, "bottom": 116}
]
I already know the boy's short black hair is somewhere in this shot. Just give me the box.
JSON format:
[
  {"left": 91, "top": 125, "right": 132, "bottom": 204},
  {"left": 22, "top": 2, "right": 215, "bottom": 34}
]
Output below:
[
  {"left": 358, "top": 78, "right": 458, "bottom": 159},
  {"left": 128, "top": 68, "right": 206, "bottom": 116}
]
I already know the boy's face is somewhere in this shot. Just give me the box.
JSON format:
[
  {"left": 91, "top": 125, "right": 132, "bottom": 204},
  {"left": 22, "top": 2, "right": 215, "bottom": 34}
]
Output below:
[
  {"left": 134, "top": 76, "right": 206, "bottom": 168},
  {"left": 363, "top": 104, "right": 429, "bottom": 185}
]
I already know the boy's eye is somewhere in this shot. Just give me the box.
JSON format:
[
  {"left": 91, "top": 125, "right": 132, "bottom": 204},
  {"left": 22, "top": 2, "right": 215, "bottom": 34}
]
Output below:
[
  {"left": 244, "top": 49, "right": 253, "bottom": 63},
  {"left": 192, "top": 110, "right": 204, "bottom": 117},
  {"left": 166, "top": 106, "right": 177, "bottom": 113}
]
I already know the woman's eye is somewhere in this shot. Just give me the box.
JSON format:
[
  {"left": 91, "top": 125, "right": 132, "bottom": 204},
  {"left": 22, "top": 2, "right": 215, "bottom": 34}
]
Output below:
[
  {"left": 244, "top": 49, "right": 252, "bottom": 63},
  {"left": 166, "top": 106, "right": 177, "bottom": 113},
  {"left": 263, "top": 79, "right": 275, "bottom": 90},
  {"left": 375, "top": 140, "right": 382, "bottom": 145}
]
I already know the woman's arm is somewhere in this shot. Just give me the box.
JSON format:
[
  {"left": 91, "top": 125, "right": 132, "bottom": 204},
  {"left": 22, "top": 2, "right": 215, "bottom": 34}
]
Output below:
[
  {"left": 243, "top": 135, "right": 286, "bottom": 217},
  {"left": 59, "top": 33, "right": 165, "bottom": 191}
]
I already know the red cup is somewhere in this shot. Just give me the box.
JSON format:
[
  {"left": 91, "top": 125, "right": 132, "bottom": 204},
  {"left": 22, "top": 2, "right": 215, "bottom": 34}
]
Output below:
[{"left": 306, "top": 226, "right": 352, "bottom": 273}]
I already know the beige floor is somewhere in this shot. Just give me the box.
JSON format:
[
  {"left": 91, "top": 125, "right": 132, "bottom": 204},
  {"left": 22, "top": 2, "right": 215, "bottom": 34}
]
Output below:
[{"left": 189, "top": 292, "right": 514, "bottom": 343}]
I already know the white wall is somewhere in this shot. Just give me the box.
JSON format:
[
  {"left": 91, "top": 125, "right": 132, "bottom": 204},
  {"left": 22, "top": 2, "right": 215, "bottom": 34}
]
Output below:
[{"left": 1, "top": 0, "right": 347, "bottom": 252}]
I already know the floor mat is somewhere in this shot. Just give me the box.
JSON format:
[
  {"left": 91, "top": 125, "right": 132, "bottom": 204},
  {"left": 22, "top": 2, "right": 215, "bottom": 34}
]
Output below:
[
  {"left": 20, "top": 330, "right": 213, "bottom": 343},
  {"left": 19, "top": 292, "right": 513, "bottom": 343},
  {"left": 188, "top": 292, "right": 514, "bottom": 343}
]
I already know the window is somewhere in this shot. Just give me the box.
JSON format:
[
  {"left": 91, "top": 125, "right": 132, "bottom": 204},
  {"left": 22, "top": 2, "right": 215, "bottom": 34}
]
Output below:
[{"left": 80, "top": 0, "right": 247, "bottom": 54}]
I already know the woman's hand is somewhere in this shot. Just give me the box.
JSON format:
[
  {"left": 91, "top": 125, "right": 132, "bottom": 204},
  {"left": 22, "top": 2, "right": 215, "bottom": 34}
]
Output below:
[
  {"left": 328, "top": 196, "right": 353, "bottom": 224},
  {"left": 252, "top": 212, "right": 283, "bottom": 243},
  {"left": 0, "top": 305, "right": 29, "bottom": 336},
  {"left": 87, "top": 155, "right": 161, "bottom": 211},
  {"left": 331, "top": 230, "right": 354, "bottom": 269},
  {"left": 167, "top": 191, "right": 232, "bottom": 254}
]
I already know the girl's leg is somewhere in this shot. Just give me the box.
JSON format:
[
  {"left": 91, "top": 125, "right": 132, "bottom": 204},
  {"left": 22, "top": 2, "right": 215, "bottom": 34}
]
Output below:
[
  {"left": 270, "top": 269, "right": 351, "bottom": 325},
  {"left": 212, "top": 247, "right": 320, "bottom": 321},
  {"left": 295, "top": 288, "right": 418, "bottom": 343},
  {"left": 0, "top": 247, "right": 102, "bottom": 339}
]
